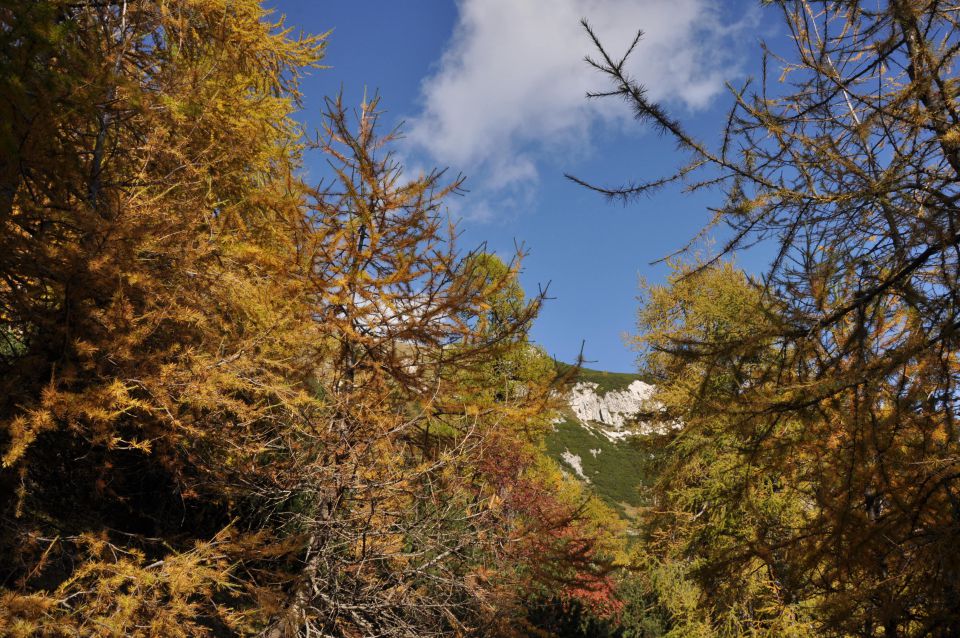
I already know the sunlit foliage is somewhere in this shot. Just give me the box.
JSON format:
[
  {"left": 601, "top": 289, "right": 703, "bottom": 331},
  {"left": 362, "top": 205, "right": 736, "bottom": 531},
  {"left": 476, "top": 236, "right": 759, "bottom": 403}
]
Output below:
[
  {"left": 579, "top": 1, "right": 960, "bottom": 635},
  {"left": 0, "top": 3, "right": 618, "bottom": 636}
]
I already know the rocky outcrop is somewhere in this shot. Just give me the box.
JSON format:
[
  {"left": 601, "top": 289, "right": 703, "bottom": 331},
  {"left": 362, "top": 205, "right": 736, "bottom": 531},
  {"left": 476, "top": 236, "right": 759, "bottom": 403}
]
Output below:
[
  {"left": 568, "top": 380, "right": 662, "bottom": 438},
  {"left": 569, "top": 380, "right": 654, "bottom": 426},
  {"left": 559, "top": 450, "right": 590, "bottom": 482}
]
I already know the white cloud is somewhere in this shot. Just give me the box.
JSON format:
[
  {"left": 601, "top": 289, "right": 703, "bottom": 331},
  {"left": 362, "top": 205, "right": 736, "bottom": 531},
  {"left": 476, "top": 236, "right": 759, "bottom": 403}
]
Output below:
[{"left": 406, "top": 0, "right": 752, "bottom": 218}]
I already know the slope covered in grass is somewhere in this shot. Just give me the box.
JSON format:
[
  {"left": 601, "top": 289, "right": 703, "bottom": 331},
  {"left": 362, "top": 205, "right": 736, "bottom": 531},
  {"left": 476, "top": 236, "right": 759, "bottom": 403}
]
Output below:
[
  {"left": 556, "top": 362, "right": 647, "bottom": 394},
  {"left": 544, "top": 415, "right": 653, "bottom": 515}
]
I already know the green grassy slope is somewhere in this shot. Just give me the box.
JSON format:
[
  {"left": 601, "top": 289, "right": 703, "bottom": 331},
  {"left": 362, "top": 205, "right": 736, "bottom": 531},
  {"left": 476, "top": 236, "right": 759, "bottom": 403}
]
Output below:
[
  {"left": 544, "top": 363, "right": 664, "bottom": 519},
  {"left": 555, "top": 362, "right": 648, "bottom": 394},
  {"left": 544, "top": 415, "right": 653, "bottom": 516}
]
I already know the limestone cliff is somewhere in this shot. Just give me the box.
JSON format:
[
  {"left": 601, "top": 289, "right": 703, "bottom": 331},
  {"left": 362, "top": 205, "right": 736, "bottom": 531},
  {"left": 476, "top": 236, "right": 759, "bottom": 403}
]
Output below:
[{"left": 567, "top": 379, "right": 666, "bottom": 438}]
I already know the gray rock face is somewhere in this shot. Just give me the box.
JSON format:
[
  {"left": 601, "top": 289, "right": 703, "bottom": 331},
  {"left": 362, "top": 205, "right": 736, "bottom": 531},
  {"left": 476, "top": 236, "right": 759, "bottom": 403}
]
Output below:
[
  {"left": 569, "top": 380, "right": 654, "bottom": 426},
  {"left": 568, "top": 380, "right": 660, "bottom": 438},
  {"left": 559, "top": 450, "right": 590, "bottom": 482}
]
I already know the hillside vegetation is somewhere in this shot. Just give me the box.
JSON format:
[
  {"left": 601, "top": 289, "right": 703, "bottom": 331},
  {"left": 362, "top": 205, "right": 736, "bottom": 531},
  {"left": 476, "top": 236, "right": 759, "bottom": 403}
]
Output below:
[
  {"left": 544, "top": 416, "right": 651, "bottom": 514},
  {"left": 544, "top": 364, "right": 656, "bottom": 519},
  {"left": 555, "top": 362, "right": 646, "bottom": 394}
]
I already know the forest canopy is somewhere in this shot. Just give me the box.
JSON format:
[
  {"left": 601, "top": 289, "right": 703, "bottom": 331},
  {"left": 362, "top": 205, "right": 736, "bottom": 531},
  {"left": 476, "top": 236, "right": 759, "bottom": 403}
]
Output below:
[
  {"left": 3, "top": 1, "right": 960, "bottom": 637},
  {"left": 0, "top": 2, "right": 621, "bottom": 636},
  {"left": 574, "top": 0, "right": 960, "bottom": 636}
]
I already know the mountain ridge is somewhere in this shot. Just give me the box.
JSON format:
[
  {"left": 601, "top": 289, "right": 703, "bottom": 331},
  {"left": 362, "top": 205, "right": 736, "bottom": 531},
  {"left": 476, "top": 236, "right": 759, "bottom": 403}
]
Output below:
[{"left": 545, "top": 365, "right": 663, "bottom": 518}]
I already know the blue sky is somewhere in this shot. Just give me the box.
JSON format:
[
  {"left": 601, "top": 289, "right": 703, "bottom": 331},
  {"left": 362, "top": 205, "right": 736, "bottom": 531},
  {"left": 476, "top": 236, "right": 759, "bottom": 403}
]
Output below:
[{"left": 267, "top": 1, "right": 782, "bottom": 372}]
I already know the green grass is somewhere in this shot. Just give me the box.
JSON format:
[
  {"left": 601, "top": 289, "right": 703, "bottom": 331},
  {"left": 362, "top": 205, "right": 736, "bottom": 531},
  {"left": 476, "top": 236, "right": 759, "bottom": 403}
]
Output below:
[
  {"left": 544, "top": 415, "right": 654, "bottom": 515},
  {"left": 555, "top": 362, "right": 646, "bottom": 394}
]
